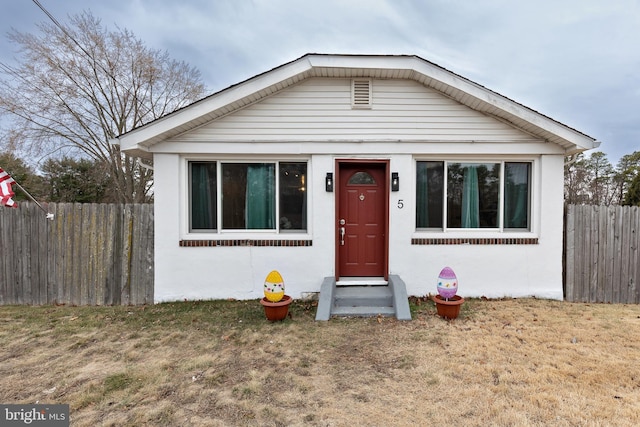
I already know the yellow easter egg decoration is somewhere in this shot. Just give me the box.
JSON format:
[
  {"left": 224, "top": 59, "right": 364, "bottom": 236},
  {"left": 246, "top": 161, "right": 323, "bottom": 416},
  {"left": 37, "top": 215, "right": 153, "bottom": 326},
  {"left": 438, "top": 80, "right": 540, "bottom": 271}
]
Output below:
[{"left": 264, "top": 270, "right": 285, "bottom": 302}]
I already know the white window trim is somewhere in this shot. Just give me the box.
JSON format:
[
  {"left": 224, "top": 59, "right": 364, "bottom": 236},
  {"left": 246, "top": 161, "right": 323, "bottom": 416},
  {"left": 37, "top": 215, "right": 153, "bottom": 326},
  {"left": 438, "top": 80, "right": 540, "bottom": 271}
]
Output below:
[
  {"left": 413, "top": 156, "right": 539, "bottom": 238},
  {"left": 181, "top": 156, "right": 311, "bottom": 240}
]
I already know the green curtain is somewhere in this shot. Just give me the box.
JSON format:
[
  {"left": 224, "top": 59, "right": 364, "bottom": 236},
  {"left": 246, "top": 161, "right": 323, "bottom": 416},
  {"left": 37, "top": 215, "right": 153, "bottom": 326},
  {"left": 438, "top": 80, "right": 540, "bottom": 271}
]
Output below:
[
  {"left": 416, "top": 163, "right": 429, "bottom": 227},
  {"left": 246, "top": 164, "right": 275, "bottom": 229},
  {"left": 461, "top": 165, "right": 479, "bottom": 228},
  {"left": 191, "top": 163, "right": 215, "bottom": 229},
  {"left": 504, "top": 163, "right": 529, "bottom": 228}
]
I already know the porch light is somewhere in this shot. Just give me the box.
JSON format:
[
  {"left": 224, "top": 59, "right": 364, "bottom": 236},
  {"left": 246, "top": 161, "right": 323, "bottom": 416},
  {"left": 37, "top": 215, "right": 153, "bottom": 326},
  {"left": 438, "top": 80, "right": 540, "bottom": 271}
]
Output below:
[
  {"left": 325, "top": 173, "right": 333, "bottom": 192},
  {"left": 391, "top": 172, "right": 399, "bottom": 191}
]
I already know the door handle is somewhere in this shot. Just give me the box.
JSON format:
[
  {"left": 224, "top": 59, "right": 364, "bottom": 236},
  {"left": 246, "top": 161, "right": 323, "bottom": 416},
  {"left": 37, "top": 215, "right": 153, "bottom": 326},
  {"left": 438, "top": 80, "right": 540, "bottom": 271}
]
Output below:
[{"left": 340, "top": 227, "right": 345, "bottom": 246}]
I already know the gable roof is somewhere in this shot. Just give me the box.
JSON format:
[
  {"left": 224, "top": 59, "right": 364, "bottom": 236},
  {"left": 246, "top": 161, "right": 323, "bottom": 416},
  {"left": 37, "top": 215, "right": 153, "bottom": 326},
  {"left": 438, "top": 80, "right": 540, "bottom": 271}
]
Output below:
[{"left": 114, "top": 53, "right": 599, "bottom": 158}]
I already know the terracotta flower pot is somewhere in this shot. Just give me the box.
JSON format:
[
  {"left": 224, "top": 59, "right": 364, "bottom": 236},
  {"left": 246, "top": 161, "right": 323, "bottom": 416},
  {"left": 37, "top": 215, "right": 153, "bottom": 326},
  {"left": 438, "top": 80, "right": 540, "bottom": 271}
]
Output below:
[
  {"left": 432, "top": 294, "right": 465, "bottom": 320},
  {"left": 260, "top": 295, "right": 293, "bottom": 321}
]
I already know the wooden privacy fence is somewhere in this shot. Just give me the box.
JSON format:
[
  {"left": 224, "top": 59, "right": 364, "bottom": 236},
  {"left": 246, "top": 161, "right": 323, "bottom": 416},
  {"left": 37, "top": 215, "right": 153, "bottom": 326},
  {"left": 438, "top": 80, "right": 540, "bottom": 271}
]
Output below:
[
  {"left": 0, "top": 203, "right": 153, "bottom": 305},
  {"left": 565, "top": 204, "right": 640, "bottom": 303},
  {"left": 3, "top": 202, "right": 639, "bottom": 305}
]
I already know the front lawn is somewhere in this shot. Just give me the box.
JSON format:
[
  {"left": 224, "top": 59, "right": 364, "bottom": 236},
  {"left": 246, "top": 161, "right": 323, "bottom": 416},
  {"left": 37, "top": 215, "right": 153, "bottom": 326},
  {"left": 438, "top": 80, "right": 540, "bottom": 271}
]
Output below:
[{"left": 1, "top": 298, "right": 638, "bottom": 426}]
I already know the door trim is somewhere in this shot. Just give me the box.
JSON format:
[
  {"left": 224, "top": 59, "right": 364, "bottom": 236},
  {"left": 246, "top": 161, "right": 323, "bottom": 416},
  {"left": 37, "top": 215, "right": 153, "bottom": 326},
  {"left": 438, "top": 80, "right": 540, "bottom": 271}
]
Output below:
[{"left": 334, "top": 159, "right": 390, "bottom": 281}]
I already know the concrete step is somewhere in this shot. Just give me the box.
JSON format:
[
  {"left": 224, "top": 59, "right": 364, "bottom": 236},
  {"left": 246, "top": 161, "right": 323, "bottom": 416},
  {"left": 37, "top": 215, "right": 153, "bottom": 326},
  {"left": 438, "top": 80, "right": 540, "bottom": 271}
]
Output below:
[
  {"left": 331, "top": 305, "right": 396, "bottom": 317},
  {"left": 334, "top": 286, "right": 393, "bottom": 307},
  {"left": 315, "top": 275, "right": 412, "bottom": 321}
]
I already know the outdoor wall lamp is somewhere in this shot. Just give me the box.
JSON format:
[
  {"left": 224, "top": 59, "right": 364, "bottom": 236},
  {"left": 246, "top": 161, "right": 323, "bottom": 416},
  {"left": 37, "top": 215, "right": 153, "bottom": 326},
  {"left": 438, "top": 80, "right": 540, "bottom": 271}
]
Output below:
[
  {"left": 391, "top": 172, "right": 399, "bottom": 191},
  {"left": 325, "top": 172, "right": 334, "bottom": 192}
]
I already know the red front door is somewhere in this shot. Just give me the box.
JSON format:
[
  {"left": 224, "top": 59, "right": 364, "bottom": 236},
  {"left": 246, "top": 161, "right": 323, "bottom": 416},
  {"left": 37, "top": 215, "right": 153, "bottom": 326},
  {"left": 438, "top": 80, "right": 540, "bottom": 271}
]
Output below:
[{"left": 337, "top": 162, "right": 388, "bottom": 278}]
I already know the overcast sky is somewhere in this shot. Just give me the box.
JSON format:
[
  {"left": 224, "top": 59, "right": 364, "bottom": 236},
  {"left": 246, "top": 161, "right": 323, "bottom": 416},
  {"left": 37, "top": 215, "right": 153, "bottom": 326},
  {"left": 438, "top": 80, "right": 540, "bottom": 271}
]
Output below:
[{"left": 1, "top": 0, "right": 639, "bottom": 164}]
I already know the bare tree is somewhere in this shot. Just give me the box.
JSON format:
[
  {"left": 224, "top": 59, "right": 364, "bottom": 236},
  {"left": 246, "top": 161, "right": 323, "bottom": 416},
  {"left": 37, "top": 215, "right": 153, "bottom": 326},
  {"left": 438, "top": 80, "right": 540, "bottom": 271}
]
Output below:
[
  {"left": 564, "top": 153, "right": 591, "bottom": 205},
  {"left": 0, "top": 12, "right": 206, "bottom": 202}
]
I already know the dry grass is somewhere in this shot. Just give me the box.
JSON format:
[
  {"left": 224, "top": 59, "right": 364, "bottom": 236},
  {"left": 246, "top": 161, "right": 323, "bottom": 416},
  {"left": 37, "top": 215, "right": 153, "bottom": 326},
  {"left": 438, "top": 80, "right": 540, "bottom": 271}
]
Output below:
[{"left": 1, "top": 297, "right": 639, "bottom": 426}]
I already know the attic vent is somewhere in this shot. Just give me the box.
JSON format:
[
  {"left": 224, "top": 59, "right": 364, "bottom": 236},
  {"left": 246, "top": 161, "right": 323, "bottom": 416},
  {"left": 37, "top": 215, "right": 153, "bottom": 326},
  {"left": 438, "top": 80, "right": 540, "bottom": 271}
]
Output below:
[{"left": 352, "top": 79, "right": 372, "bottom": 108}]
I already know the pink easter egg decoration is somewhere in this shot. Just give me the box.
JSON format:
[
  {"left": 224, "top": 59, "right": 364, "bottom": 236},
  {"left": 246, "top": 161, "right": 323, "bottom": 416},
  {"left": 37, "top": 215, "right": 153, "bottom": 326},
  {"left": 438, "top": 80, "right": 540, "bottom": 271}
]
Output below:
[{"left": 437, "top": 266, "right": 458, "bottom": 299}]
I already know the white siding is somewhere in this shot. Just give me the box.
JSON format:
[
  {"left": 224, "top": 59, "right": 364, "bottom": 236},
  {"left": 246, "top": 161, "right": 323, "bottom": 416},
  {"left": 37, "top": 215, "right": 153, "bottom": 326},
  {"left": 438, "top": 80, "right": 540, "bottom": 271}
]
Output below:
[{"left": 172, "top": 78, "right": 538, "bottom": 143}]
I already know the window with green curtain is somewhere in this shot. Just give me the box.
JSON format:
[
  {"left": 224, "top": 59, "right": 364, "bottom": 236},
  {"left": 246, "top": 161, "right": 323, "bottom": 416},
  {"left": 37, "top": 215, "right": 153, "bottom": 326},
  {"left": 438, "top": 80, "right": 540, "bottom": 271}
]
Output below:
[
  {"left": 447, "top": 163, "right": 499, "bottom": 228},
  {"left": 222, "top": 163, "right": 275, "bottom": 230},
  {"left": 416, "top": 161, "right": 444, "bottom": 228},
  {"left": 190, "top": 161, "right": 308, "bottom": 233},
  {"left": 504, "top": 162, "right": 530, "bottom": 229},
  {"left": 189, "top": 162, "right": 217, "bottom": 230},
  {"left": 416, "top": 160, "right": 530, "bottom": 231}
]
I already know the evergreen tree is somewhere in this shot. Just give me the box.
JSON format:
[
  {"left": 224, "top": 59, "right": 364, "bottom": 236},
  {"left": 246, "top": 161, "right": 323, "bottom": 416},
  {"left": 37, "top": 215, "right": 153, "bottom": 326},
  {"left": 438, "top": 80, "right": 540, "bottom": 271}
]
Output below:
[
  {"left": 0, "top": 151, "right": 47, "bottom": 202},
  {"left": 41, "top": 157, "right": 114, "bottom": 203}
]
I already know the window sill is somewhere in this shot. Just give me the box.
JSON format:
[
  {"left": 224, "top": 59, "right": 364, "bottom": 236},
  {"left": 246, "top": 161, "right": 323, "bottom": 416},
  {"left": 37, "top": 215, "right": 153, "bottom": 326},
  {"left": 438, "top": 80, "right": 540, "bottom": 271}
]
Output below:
[
  {"left": 179, "top": 239, "right": 312, "bottom": 247},
  {"left": 411, "top": 237, "right": 538, "bottom": 245}
]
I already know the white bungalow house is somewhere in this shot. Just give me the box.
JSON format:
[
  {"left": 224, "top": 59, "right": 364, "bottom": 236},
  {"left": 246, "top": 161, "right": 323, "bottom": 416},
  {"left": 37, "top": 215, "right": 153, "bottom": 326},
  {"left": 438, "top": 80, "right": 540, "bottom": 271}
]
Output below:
[{"left": 114, "top": 54, "right": 599, "bottom": 319}]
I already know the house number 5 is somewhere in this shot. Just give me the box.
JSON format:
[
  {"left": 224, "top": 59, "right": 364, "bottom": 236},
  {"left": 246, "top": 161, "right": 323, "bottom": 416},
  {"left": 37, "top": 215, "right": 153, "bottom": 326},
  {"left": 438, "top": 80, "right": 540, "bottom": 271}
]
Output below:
[{"left": 397, "top": 199, "right": 404, "bottom": 209}]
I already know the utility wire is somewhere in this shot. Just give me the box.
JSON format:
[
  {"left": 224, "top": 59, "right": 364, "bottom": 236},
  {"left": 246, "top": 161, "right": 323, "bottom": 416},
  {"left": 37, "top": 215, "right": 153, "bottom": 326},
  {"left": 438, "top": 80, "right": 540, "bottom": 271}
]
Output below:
[
  {"left": 32, "top": 0, "right": 112, "bottom": 77},
  {"left": 30, "top": 0, "right": 153, "bottom": 133}
]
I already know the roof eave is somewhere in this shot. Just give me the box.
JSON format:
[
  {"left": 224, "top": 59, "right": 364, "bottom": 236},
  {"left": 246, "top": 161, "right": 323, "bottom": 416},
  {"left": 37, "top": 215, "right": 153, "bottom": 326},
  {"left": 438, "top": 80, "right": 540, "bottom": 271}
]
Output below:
[
  {"left": 116, "top": 55, "right": 316, "bottom": 151},
  {"left": 116, "top": 53, "right": 598, "bottom": 156}
]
